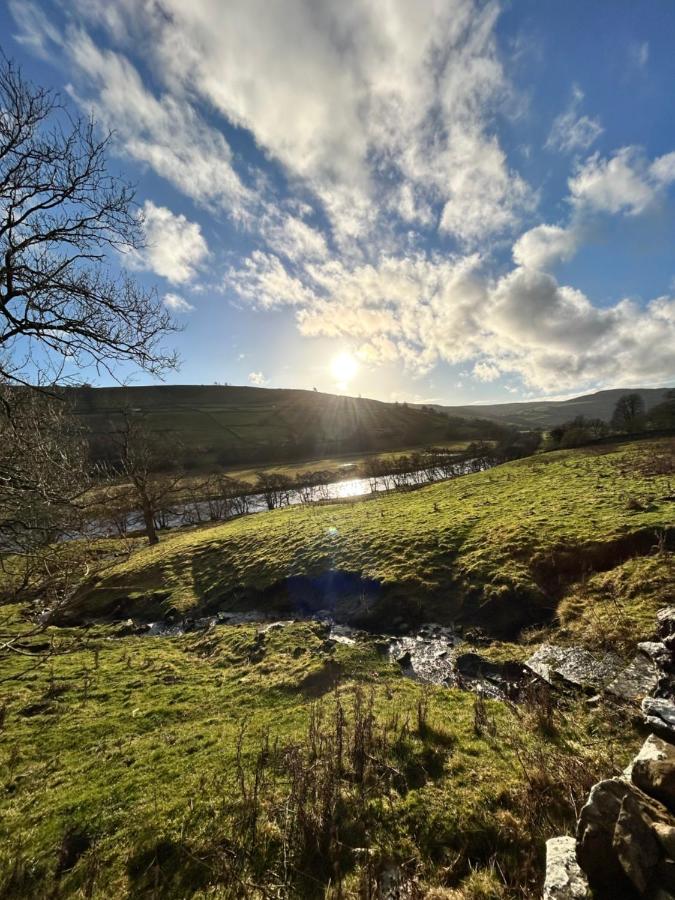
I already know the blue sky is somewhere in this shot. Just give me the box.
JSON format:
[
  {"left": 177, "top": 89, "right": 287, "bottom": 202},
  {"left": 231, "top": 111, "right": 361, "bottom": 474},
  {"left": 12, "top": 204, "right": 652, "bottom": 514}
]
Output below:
[{"left": 3, "top": 0, "right": 675, "bottom": 404}]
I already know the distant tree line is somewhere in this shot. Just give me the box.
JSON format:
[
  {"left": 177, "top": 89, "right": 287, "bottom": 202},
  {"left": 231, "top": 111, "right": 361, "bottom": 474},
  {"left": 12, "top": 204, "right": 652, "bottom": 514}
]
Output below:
[{"left": 544, "top": 391, "right": 675, "bottom": 450}]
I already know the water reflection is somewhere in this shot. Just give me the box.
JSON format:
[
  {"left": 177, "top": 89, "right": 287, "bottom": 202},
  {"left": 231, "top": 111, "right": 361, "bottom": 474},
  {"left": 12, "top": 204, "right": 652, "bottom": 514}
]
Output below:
[{"left": 88, "top": 461, "right": 484, "bottom": 538}]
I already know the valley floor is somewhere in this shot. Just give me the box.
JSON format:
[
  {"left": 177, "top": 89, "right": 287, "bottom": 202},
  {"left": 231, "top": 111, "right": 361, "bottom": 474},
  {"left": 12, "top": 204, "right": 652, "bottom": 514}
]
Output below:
[{"left": 1, "top": 437, "right": 674, "bottom": 898}]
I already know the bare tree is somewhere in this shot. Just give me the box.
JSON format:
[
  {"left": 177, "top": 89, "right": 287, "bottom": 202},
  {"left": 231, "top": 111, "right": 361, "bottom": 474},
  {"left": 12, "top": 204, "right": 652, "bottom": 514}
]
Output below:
[
  {"left": 0, "top": 383, "right": 89, "bottom": 670},
  {"left": 108, "top": 411, "right": 184, "bottom": 545},
  {"left": 0, "top": 56, "right": 177, "bottom": 388}
]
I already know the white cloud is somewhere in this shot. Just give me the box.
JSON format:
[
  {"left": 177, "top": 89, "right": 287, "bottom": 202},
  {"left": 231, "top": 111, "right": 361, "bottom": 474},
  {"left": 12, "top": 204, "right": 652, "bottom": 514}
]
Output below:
[
  {"left": 651, "top": 152, "right": 675, "bottom": 185},
  {"left": 248, "top": 371, "right": 269, "bottom": 386},
  {"left": 512, "top": 223, "right": 580, "bottom": 270},
  {"left": 45, "top": 0, "right": 533, "bottom": 250},
  {"left": 229, "top": 251, "right": 675, "bottom": 392},
  {"left": 569, "top": 147, "right": 656, "bottom": 215},
  {"left": 45, "top": 25, "right": 252, "bottom": 219},
  {"left": 229, "top": 252, "right": 317, "bottom": 309},
  {"left": 547, "top": 86, "right": 603, "bottom": 154},
  {"left": 131, "top": 201, "right": 208, "bottom": 284},
  {"left": 260, "top": 214, "right": 329, "bottom": 263},
  {"left": 163, "top": 293, "right": 195, "bottom": 313},
  {"left": 472, "top": 362, "right": 500, "bottom": 382}
]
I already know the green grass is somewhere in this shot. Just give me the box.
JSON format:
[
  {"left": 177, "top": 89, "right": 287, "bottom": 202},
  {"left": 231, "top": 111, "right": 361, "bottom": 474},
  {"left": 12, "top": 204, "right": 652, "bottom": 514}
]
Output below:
[
  {"left": 3, "top": 438, "right": 671, "bottom": 896},
  {"left": 70, "top": 438, "right": 675, "bottom": 637},
  {"left": 0, "top": 614, "right": 636, "bottom": 898}
]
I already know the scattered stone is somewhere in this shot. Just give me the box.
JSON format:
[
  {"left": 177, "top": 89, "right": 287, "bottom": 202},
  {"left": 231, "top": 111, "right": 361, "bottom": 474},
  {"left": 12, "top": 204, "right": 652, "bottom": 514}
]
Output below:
[
  {"left": 455, "top": 652, "right": 542, "bottom": 701},
  {"left": 543, "top": 836, "right": 589, "bottom": 899},
  {"left": 643, "top": 698, "right": 675, "bottom": 741},
  {"left": 639, "top": 641, "right": 672, "bottom": 666},
  {"left": 631, "top": 736, "right": 675, "bottom": 813},
  {"left": 576, "top": 777, "right": 675, "bottom": 897},
  {"left": 329, "top": 624, "right": 357, "bottom": 645},
  {"left": 606, "top": 650, "right": 660, "bottom": 702},
  {"left": 658, "top": 607, "right": 675, "bottom": 639},
  {"left": 526, "top": 643, "right": 624, "bottom": 692}
]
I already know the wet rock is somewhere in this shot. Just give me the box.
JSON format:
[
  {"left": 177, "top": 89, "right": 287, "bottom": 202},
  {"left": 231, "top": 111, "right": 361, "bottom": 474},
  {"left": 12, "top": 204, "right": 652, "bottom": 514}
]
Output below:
[
  {"left": 644, "top": 698, "right": 675, "bottom": 741},
  {"left": 606, "top": 650, "right": 661, "bottom": 702},
  {"left": 454, "top": 652, "right": 542, "bottom": 700},
  {"left": 631, "top": 735, "right": 675, "bottom": 813},
  {"left": 526, "top": 643, "right": 624, "bottom": 692},
  {"left": 543, "top": 836, "right": 589, "bottom": 899},
  {"left": 576, "top": 777, "right": 675, "bottom": 897}
]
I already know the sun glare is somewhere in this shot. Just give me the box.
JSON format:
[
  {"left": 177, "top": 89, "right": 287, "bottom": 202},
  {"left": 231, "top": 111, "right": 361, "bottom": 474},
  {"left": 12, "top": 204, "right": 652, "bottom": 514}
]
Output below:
[{"left": 331, "top": 351, "right": 359, "bottom": 385}]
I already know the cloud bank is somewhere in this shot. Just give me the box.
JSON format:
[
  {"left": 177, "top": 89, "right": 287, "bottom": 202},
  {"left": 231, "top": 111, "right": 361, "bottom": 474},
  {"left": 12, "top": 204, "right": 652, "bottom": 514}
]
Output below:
[{"left": 10, "top": 0, "right": 675, "bottom": 393}]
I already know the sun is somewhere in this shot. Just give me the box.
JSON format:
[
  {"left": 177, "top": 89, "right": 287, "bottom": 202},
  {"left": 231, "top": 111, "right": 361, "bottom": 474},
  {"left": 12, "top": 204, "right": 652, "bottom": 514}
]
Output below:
[{"left": 331, "top": 351, "right": 359, "bottom": 385}]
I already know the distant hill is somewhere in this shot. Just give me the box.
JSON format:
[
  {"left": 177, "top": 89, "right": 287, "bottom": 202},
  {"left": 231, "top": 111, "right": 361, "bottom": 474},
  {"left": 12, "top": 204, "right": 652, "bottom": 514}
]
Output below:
[
  {"left": 67, "top": 384, "right": 497, "bottom": 469},
  {"left": 431, "top": 387, "right": 673, "bottom": 430}
]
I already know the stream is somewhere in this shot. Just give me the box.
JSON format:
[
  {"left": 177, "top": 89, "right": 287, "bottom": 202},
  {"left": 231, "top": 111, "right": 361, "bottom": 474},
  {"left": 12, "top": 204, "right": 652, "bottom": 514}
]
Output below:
[
  {"left": 89, "top": 460, "right": 486, "bottom": 538},
  {"left": 123, "top": 611, "right": 535, "bottom": 701}
]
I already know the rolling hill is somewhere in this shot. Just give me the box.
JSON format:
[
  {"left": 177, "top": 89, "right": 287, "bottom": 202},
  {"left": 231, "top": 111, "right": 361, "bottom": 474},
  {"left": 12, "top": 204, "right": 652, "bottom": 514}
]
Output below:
[
  {"left": 68, "top": 384, "right": 494, "bottom": 469},
  {"left": 432, "top": 387, "right": 672, "bottom": 429}
]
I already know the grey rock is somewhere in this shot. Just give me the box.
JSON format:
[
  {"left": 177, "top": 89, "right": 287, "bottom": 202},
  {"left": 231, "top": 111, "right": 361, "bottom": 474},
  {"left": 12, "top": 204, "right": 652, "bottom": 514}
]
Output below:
[
  {"left": 632, "top": 735, "right": 675, "bottom": 813},
  {"left": 607, "top": 650, "right": 660, "bottom": 702},
  {"left": 577, "top": 777, "right": 675, "bottom": 896},
  {"left": 543, "top": 836, "right": 589, "bottom": 899},
  {"left": 658, "top": 607, "right": 675, "bottom": 637},
  {"left": 526, "top": 643, "right": 624, "bottom": 691},
  {"left": 644, "top": 697, "right": 675, "bottom": 740},
  {"left": 624, "top": 734, "right": 674, "bottom": 780},
  {"left": 639, "top": 641, "right": 671, "bottom": 665}
]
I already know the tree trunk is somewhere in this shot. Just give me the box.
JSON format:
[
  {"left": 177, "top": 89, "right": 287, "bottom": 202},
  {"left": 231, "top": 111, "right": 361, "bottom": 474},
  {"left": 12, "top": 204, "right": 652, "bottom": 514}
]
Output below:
[{"left": 140, "top": 497, "right": 158, "bottom": 545}]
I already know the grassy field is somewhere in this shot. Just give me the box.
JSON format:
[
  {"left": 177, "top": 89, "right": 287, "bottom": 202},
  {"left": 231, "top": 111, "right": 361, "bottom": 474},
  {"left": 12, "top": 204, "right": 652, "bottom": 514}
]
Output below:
[
  {"left": 69, "top": 384, "right": 475, "bottom": 470},
  {"left": 2, "top": 436, "right": 673, "bottom": 897},
  {"left": 0, "top": 613, "right": 635, "bottom": 898},
  {"left": 70, "top": 437, "right": 675, "bottom": 638}
]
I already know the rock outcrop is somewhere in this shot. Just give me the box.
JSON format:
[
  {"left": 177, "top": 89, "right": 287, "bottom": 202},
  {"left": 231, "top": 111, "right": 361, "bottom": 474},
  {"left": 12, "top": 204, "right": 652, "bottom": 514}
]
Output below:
[
  {"left": 543, "top": 836, "right": 589, "bottom": 900},
  {"left": 544, "top": 606, "right": 675, "bottom": 899}
]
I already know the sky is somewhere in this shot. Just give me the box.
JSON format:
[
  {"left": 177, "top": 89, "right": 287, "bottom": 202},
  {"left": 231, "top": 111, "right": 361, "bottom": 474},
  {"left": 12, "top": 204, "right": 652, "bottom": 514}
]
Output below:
[{"left": 3, "top": 0, "right": 675, "bottom": 405}]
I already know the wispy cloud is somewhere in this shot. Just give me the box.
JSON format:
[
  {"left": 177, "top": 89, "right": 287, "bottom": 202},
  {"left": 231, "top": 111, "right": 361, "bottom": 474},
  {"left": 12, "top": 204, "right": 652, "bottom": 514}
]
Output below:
[
  {"left": 547, "top": 86, "right": 603, "bottom": 154},
  {"left": 163, "top": 293, "right": 195, "bottom": 313}
]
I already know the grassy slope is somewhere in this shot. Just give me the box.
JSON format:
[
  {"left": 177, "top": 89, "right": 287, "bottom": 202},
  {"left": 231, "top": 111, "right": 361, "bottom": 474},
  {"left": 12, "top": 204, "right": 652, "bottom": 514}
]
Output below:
[
  {"left": 0, "top": 615, "right": 634, "bottom": 898},
  {"left": 70, "top": 384, "right": 457, "bottom": 469},
  {"left": 72, "top": 438, "right": 675, "bottom": 636},
  {"left": 435, "top": 386, "right": 671, "bottom": 429}
]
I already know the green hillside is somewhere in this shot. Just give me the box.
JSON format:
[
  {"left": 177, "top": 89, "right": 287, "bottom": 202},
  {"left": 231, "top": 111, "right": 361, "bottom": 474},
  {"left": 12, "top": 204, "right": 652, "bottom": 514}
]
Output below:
[
  {"left": 434, "top": 386, "right": 672, "bottom": 429},
  {"left": 68, "top": 384, "right": 485, "bottom": 468},
  {"left": 4, "top": 437, "right": 671, "bottom": 897},
  {"left": 69, "top": 437, "right": 675, "bottom": 638}
]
